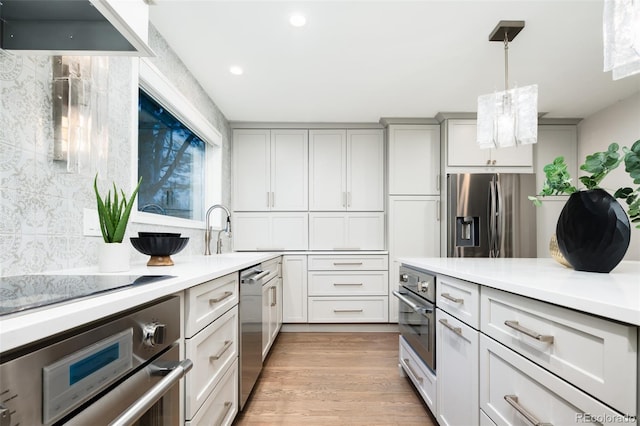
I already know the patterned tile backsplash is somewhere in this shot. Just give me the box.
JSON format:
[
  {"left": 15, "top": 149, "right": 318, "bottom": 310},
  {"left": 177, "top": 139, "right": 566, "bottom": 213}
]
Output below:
[{"left": 0, "top": 26, "right": 231, "bottom": 276}]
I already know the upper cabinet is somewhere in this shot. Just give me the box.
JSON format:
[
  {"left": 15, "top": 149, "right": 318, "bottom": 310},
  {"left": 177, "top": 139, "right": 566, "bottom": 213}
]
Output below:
[
  {"left": 445, "top": 119, "right": 533, "bottom": 170},
  {"left": 233, "top": 129, "right": 308, "bottom": 212},
  {"left": 309, "top": 129, "right": 384, "bottom": 211},
  {"left": 0, "top": 0, "right": 154, "bottom": 56},
  {"left": 388, "top": 124, "right": 440, "bottom": 195}
]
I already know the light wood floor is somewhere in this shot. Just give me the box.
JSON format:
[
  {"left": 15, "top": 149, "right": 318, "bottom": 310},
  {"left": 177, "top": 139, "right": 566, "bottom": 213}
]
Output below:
[{"left": 234, "top": 332, "right": 437, "bottom": 425}]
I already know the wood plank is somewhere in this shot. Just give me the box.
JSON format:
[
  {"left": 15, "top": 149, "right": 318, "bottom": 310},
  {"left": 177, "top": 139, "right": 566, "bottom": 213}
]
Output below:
[{"left": 234, "top": 332, "right": 436, "bottom": 425}]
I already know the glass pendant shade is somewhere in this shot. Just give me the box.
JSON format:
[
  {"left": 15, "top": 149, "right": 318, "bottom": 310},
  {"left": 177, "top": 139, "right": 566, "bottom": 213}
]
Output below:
[
  {"left": 476, "top": 84, "right": 538, "bottom": 149},
  {"left": 604, "top": 0, "right": 640, "bottom": 80}
]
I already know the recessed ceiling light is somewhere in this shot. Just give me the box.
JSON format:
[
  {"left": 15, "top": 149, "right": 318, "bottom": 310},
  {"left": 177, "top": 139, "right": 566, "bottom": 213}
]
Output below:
[
  {"left": 289, "top": 13, "right": 306, "bottom": 27},
  {"left": 229, "top": 66, "right": 244, "bottom": 76}
]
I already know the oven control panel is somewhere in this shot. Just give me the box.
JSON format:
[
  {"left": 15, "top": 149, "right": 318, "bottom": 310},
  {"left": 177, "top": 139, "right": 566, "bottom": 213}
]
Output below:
[
  {"left": 42, "top": 329, "right": 133, "bottom": 424},
  {"left": 398, "top": 265, "right": 436, "bottom": 303}
]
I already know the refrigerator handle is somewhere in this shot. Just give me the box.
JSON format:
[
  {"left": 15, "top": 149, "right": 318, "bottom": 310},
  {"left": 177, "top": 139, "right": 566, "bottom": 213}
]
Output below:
[
  {"left": 488, "top": 179, "right": 496, "bottom": 257},
  {"left": 495, "top": 179, "right": 503, "bottom": 258}
]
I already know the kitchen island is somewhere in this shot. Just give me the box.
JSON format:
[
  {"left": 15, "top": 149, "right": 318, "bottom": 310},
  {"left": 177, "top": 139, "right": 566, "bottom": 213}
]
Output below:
[
  {"left": 0, "top": 252, "right": 279, "bottom": 354},
  {"left": 396, "top": 257, "right": 640, "bottom": 426}
]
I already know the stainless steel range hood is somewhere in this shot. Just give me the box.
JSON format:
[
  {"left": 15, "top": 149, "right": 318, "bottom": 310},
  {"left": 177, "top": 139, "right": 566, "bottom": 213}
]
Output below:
[{"left": 0, "top": 0, "right": 154, "bottom": 56}]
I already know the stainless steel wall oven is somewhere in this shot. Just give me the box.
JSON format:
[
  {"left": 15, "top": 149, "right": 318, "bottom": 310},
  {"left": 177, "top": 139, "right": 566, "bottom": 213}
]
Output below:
[
  {"left": 393, "top": 265, "right": 436, "bottom": 372},
  {"left": 0, "top": 295, "right": 191, "bottom": 426}
]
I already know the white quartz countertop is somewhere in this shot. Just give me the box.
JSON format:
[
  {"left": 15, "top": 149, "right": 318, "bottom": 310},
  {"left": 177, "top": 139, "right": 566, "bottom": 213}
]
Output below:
[
  {"left": 398, "top": 257, "right": 640, "bottom": 326},
  {"left": 0, "top": 252, "right": 279, "bottom": 353}
]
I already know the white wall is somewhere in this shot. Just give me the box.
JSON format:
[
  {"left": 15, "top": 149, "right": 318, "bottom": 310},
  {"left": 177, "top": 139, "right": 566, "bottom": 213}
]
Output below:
[{"left": 578, "top": 92, "right": 640, "bottom": 261}]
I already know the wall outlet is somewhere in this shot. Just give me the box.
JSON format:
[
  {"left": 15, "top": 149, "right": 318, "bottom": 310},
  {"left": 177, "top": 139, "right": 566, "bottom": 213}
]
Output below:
[{"left": 83, "top": 208, "right": 102, "bottom": 237}]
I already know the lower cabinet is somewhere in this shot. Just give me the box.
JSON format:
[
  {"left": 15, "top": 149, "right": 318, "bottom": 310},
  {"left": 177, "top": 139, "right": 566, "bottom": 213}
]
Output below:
[
  {"left": 261, "top": 257, "right": 283, "bottom": 360},
  {"left": 399, "top": 336, "right": 436, "bottom": 414},
  {"left": 436, "top": 308, "right": 479, "bottom": 426},
  {"left": 282, "top": 255, "right": 308, "bottom": 323},
  {"left": 185, "top": 359, "right": 238, "bottom": 426},
  {"left": 307, "top": 254, "right": 388, "bottom": 323},
  {"left": 480, "top": 335, "right": 626, "bottom": 426}
]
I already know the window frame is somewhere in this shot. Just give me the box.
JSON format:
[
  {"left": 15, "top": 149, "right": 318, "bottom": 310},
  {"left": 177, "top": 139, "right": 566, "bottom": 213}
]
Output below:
[{"left": 132, "top": 58, "right": 222, "bottom": 230}]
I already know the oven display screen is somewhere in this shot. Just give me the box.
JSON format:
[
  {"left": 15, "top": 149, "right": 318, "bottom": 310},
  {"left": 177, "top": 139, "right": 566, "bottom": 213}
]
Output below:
[{"left": 69, "top": 343, "right": 120, "bottom": 385}]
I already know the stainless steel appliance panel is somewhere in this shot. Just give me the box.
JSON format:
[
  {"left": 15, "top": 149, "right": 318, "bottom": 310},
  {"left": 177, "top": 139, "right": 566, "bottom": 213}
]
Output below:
[
  {"left": 447, "top": 173, "right": 536, "bottom": 258},
  {"left": 239, "top": 266, "right": 266, "bottom": 410}
]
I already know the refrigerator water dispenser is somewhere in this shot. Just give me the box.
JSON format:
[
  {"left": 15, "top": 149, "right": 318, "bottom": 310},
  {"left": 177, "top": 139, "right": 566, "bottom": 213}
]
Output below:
[{"left": 456, "top": 216, "right": 479, "bottom": 247}]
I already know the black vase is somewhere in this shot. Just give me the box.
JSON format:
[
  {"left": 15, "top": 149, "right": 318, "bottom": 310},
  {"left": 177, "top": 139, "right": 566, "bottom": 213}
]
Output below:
[{"left": 556, "top": 189, "right": 631, "bottom": 273}]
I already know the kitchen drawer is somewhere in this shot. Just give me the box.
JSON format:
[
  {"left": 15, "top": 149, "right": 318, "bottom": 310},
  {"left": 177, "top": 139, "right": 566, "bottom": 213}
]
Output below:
[
  {"left": 308, "top": 296, "right": 388, "bottom": 322},
  {"left": 480, "top": 335, "right": 633, "bottom": 426},
  {"left": 308, "top": 271, "right": 388, "bottom": 296},
  {"left": 437, "top": 274, "right": 480, "bottom": 329},
  {"left": 400, "top": 335, "right": 436, "bottom": 414},
  {"left": 186, "top": 359, "right": 238, "bottom": 426},
  {"left": 481, "top": 287, "right": 637, "bottom": 416},
  {"left": 261, "top": 256, "right": 282, "bottom": 283},
  {"left": 185, "top": 272, "right": 239, "bottom": 338},
  {"left": 185, "top": 306, "right": 238, "bottom": 419},
  {"left": 307, "top": 254, "right": 388, "bottom": 271}
]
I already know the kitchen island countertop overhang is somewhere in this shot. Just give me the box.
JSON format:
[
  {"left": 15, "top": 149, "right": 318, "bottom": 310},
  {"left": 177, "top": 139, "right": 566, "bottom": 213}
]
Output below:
[
  {"left": 398, "top": 257, "right": 640, "bottom": 326},
  {"left": 0, "top": 252, "right": 280, "bottom": 354}
]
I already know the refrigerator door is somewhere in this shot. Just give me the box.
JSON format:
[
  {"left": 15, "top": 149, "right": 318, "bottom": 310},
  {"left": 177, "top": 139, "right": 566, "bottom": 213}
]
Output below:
[{"left": 447, "top": 173, "right": 537, "bottom": 258}]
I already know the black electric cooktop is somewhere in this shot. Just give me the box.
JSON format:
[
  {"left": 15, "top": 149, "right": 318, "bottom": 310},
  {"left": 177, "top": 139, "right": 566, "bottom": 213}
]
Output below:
[{"left": 0, "top": 275, "right": 173, "bottom": 316}]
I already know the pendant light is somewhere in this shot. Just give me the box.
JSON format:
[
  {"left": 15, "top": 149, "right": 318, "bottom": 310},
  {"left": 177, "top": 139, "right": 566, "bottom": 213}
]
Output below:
[
  {"left": 603, "top": 0, "right": 640, "bottom": 80},
  {"left": 477, "top": 20, "right": 538, "bottom": 149}
]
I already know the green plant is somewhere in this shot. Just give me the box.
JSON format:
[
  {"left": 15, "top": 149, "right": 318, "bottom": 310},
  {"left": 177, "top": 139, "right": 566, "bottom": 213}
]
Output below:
[
  {"left": 529, "top": 140, "right": 640, "bottom": 228},
  {"left": 94, "top": 175, "right": 142, "bottom": 243}
]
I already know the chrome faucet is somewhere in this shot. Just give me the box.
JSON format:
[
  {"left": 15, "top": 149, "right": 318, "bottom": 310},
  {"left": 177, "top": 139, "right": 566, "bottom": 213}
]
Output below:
[{"left": 204, "top": 204, "right": 232, "bottom": 255}]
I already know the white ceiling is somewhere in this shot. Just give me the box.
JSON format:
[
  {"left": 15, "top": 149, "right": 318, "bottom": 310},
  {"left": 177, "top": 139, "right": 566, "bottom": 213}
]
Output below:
[{"left": 149, "top": 0, "right": 640, "bottom": 123}]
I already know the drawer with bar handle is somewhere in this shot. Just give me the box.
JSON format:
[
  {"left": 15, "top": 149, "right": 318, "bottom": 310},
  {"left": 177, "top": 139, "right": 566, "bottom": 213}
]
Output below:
[
  {"left": 308, "top": 271, "right": 388, "bottom": 296},
  {"left": 185, "top": 306, "right": 238, "bottom": 420},
  {"left": 185, "top": 358, "right": 238, "bottom": 426},
  {"left": 308, "top": 296, "right": 388, "bottom": 322},
  {"left": 481, "top": 286, "right": 637, "bottom": 416},
  {"left": 185, "top": 272, "right": 239, "bottom": 338},
  {"left": 307, "top": 254, "right": 388, "bottom": 271},
  {"left": 436, "top": 274, "right": 480, "bottom": 329},
  {"left": 399, "top": 335, "right": 436, "bottom": 414}
]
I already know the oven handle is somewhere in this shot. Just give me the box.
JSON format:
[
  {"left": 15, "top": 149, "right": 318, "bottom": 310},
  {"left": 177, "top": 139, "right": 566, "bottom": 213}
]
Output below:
[
  {"left": 109, "top": 359, "right": 193, "bottom": 426},
  {"left": 392, "top": 290, "right": 433, "bottom": 316}
]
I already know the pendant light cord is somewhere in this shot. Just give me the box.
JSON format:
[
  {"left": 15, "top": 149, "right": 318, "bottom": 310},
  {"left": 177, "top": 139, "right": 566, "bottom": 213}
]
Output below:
[{"left": 504, "top": 30, "right": 509, "bottom": 91}]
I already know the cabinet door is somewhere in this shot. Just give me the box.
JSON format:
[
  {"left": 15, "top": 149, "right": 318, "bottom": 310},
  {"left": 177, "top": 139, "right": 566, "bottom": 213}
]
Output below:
[
  {"left": 282, "top": 255, "right": 308, "bottom": 323},
  {"left": 261, "top": 282, "right": 271, "bottom": 360},
  {"left": 271, "top": 129, "right": 308, "bottom": 211},
  {"left": 436, "top": 308, "right": 479, "bottom": 426},
  {"left": 271, "top": 213, "right": 309, "bottom": 250},
  {"left": 447, "top": 120, "right": 489, "bottom": 167},
  {"left": 490, "top": 144, "right": 533, "bottom": 167},
  {"left": 347, "top": 129, "right": 384, "bottom": 211},
  {"left": 233, "top": 129, "right": 271, "bottom": 211},
  {"left": 308, "top": 213, "right": 346, "bottom": 250},
  {"left": 345, "top": 213, "right": 385, "bottom": 250},
  {"left": 388, "top": 125, "right": 441, "bottom": 195},
  {"left": 309, "top": 130, "right": 347, "bottom": 210},
  {"left": 232, "top": 213, "right": 271, "bottom": 251}
]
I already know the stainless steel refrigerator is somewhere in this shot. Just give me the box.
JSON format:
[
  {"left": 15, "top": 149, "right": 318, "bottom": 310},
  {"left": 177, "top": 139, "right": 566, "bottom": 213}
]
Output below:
[{"left": 447, "top": 173, "right": 537, "bottom": 258}]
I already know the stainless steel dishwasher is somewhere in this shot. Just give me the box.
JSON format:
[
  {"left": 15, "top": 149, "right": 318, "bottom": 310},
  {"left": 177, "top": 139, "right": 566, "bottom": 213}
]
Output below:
[{"left": 239, "top": 265, "right": 269, "bottom": 409}]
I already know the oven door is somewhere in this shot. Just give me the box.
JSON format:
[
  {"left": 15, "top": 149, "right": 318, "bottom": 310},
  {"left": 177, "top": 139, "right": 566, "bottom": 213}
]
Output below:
[
  {"left": 393, "top": 289, "right": 435, "bottom": 372},
  {"left": 66, "top": 344, "right": 191, "bottom": 426}
]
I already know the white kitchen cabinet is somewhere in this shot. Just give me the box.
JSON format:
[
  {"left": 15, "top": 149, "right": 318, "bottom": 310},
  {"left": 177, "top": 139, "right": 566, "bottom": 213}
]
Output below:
[
  {"left": 534, "top": 125, "right": 578, "bottom": 257},
  {"left": 185, "top": 359, "right": 238, "bottom": 426},
  {"left": 388, "top": 196, "right": 440, "bottom": 322},
  {"left": 184, "top": 273, "right": 238, "bottom": 338},
  {"left": 399, "top": 336, "right": 437, "bottom": 415},
  {"left": 388, "top": 124, "right": 441, "bottom": 195},
  {"left": 446, "top": 119, "right": 533, "bottom": 168},
  {"left": 261, "top": 258, "right": 282, "bottom": 361},
  {"left": 308, "top": 212, "right": 384, "bottom": 250},
  {"left": 436, "top": 308, "right": 479, "bottom": 426},
  {"left": 282, "top": 255, "right": 308, "bottom": 323},
  {"left": 309, "top": 129, "right": 384, "bottom": 211},
  {"left": 233, "top": 128, "right": 308, "bottom": 211},
  {"left": 480, "top": 335, "right": 629, "bottom": 426},
  {"left": 232, "top": 212, "right": 308, "bottom": 251}
]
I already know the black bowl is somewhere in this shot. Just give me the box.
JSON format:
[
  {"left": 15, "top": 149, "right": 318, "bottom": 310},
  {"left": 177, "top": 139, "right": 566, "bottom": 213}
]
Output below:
[
  {"left": 137, "top": 232, "right": 182, "bottom": 238},
  {"left": 130, "top": 236, "right": 189, "bottom": 266}
]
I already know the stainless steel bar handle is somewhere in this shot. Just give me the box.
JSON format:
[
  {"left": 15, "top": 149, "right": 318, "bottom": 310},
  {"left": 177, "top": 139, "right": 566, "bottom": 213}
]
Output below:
[
  {"left": 347, "top": 192, "right": 352, "bottom": 207},
  {"left": 342, "top": 192, "right": 346, "bottom": 207},
  {"left": 403, "top": 358, "right": 424, "bottom": 384},
  {"left": 214, "top": 401, "right": 233, "bottom": 426},
  {"left": 393, "top": 291, "right": 433, "bottom": 317},
  {"left": 504, "top": 320, "right": 554, "bottom": 343},
  {"left": 271, "top": 192, "right": 275, "bottom": 208},
  {"left": 489, "top": 179, "right": 497, "bottom": 257},
  {"left": 436, "top": 200, "right": 440, "bottom": 221},
  {"left": 333, "top": 282, "right": 363, "bottom": 286},
  {"left": 209, "top": 291, "right": 233, "bottom": 304},
  {"left": 439, "top": 318, "right": 463, "bottom": 336},
  {"left": 249, "top": 270, "right": 270, "bottom": 282},
  {"left": 436, "top": 174, "right": 441, "bottom": 191},
  {"left": 333, "top": 262, "right": 363, "bottom": 266},
  {"left": 266, "top": 192, "right": 270, "bottom": 208},
  {"left": 495, "top": 179, "right": 503, "bottom": 257},
  {"left": 109, "top": 359, "right": 193, "bottom": 426},
  {"left": 270, "top": 286, "right": 277, "bottom": 307},
  {"left": 441, "top": 293, "right": 464, "bottom": 304},
  {"left": 504, "top": 395, "right": 553, "bottom": 426},
  {"left": 209, "top": 340, "right": 233, "bottom": 362},
  {"left": 333, "top": 309, "right": 363, "bottom": 313}
]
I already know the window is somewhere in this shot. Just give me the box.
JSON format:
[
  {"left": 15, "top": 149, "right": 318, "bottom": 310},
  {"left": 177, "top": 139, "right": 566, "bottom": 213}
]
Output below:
[{"left": 134, "top": 59, "right": 222, "bottom": 229}]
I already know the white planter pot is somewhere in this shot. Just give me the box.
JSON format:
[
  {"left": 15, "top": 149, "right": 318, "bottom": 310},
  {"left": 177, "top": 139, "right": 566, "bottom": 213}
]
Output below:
[{"left": 98, "top": 242, "right": 131, "bottom": 272}]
